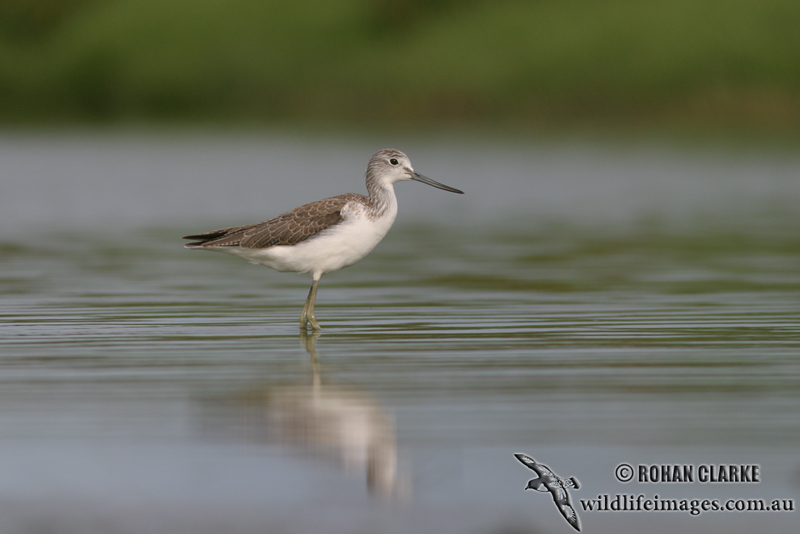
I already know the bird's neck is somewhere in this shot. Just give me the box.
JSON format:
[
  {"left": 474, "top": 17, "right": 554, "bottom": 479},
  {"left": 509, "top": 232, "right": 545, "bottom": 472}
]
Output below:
[{"left": 365, "top": 175, "right": 397, "bottom": 219}]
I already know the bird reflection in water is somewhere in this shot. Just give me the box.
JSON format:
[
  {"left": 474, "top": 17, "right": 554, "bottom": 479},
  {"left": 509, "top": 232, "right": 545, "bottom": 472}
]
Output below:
[
  {"left": 271, "top": 330, "right": 402, "bottom": 497},
  {"left": 204, "top": 330, "right": 405, "bottom": 498}
]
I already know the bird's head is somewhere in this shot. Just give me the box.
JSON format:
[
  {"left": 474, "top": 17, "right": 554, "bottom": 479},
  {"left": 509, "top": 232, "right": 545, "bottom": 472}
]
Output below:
[
  {"left": 525, "top": 479, "right": 545, "bottom": 491},
  {"left": 367, "top": 148, "right": 463, "bottom": 194}
]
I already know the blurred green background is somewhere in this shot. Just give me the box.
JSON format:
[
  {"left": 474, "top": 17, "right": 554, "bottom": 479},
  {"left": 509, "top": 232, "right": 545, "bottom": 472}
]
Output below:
[{"left": 2, "top": 0, "right": 799, "bottom": 133}]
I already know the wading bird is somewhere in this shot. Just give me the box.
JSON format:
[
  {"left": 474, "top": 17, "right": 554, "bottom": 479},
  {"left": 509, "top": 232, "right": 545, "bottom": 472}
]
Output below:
[{"left": 183, "top": 148, "right": 463, "bottom": 330}]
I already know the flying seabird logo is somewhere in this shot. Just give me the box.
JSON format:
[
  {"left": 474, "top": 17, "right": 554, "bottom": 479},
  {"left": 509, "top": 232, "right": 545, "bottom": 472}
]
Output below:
[{"left": 514, "top": 453, "right": 582, "bottom": 532}]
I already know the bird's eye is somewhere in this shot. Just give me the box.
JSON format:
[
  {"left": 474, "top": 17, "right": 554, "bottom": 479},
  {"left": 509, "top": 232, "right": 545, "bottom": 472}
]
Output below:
[{"left": 389, "top": 158, "right": 398, "bottom": 165}]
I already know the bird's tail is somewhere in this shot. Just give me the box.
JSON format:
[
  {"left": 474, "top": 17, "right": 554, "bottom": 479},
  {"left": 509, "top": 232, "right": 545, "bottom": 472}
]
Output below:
[{"left": 182, "top": 229, "right": 234, "bottom": 248}]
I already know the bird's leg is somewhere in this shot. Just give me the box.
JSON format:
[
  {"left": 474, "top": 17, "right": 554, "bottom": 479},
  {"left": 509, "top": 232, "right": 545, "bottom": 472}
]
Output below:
[{"left": 299, "top": 277, "right": 321, "bottom": 330}]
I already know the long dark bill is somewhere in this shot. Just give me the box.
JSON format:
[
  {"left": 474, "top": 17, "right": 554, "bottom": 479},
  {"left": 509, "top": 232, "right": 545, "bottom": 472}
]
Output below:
[{"left": 411, "top": 172, "right": 464, "bottom": 194}]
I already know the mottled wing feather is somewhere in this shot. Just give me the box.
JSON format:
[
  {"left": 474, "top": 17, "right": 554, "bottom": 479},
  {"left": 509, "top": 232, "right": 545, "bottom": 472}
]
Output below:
[
  {"left": 536, "top": 464, "right": 557, "bottom": 478},
  {"left": 183, "top": 194, "right": 361, "bottom": 249},
  {"left": 514, "top": 453, "right": 538, "bottom": 470},
  {"left": 559, "top": 503, "right": 581, "bottom": 531},
  {"left": 239, "top": 200, "right": 346, "bottom": 248}
]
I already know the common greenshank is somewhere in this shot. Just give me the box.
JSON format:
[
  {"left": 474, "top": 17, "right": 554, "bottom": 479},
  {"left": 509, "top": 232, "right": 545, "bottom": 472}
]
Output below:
[{"left": 183, "top": 148, "right": 463, "bottom": 330}]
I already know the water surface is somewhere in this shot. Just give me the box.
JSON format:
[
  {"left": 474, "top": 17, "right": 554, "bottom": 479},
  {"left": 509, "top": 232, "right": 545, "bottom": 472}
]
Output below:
[{"left": 1, "top": 131, "right": 798, "bottom": 533}]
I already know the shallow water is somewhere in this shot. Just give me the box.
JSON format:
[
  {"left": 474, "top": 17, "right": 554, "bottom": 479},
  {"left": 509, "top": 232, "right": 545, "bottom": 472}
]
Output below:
[{"left": 1, "top": 131, "right": 798, "bottom": 533}]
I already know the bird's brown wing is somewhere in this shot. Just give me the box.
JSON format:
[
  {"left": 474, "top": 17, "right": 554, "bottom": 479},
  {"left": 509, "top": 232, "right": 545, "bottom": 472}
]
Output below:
[{"left": 183, "top": 194, "right": 361, "bottom": 249}]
